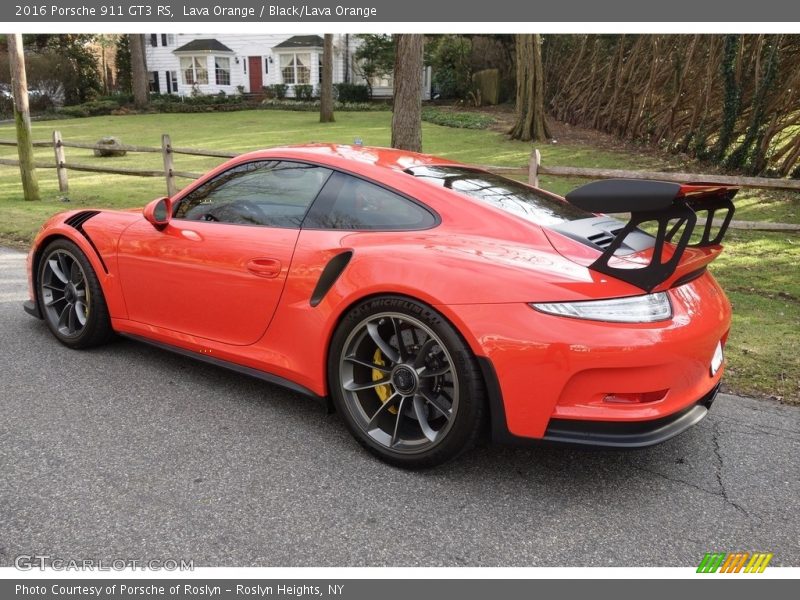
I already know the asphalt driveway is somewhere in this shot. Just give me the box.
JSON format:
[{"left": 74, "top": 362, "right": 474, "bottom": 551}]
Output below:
[{"left": 1, "top": 247, "right": 798, "bottom": 567}]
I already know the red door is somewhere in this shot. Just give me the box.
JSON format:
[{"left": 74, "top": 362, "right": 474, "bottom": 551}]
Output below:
[{"left": 248, "top": 56, "right": 263, "bottom": 92}]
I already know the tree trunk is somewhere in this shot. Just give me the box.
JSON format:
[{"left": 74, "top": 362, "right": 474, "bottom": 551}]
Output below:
[
  {"left": 551, "top": 35, "right": 586, "bottom": 119},
  {"left": 130, "top": 34, "right": 149, "bottom": 109},
  {"left": 320, "top": 34, "right": 335, "bottom": 123},
  {"left": 7, "top": 33, "right": 40, "bottom": 202},
  {"left": 509, "top": 34, "right": 551, "bottom": 142},
  {"left": 715, "top": 35, "right": 742, "bottom": 161},
  {"left": 391, "top": 34, "right": 424, "bottom": 152}
]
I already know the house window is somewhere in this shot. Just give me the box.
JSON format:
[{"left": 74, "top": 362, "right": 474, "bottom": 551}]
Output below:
[
  {"left": 353, "top": 57, "right": 393, "bottom": 89},
  {"left": 180, "top": 56, "right": 208, "bottom": 85},
  {"left": 215, "top": 57, "right": 231, "bottom": 86},
  {"left": 161, "top": 34, "right": 175, "bottom": 47},
  {"left": 148, "top": 71, "right": 160, "bottom": 93},
  {"left": 149, "top": 34, "right": 158, "bottom": 47},
  {"left": 371, "top": 73, "right": 394, "bottom": 89},
  {"left": 165, "top": 71, "right": 178, "bottom": 94},
  {"left": 279, "top": 53, "right": 311, "bottom": 85}
]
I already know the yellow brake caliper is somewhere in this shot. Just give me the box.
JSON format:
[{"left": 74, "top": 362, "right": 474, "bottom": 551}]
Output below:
[{"left": 373, "top": 348, "right": 397, "bottom": 414}]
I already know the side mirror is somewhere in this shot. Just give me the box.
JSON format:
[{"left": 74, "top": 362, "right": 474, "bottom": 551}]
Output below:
[{"left": 144, "top": 196, "right": 171, "bottom": 229}]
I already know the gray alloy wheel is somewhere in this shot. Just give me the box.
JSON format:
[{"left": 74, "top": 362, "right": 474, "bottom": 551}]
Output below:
[
  {"left": 40, "top": 248, "right": 91, "bottom": 338},
  {"left": 339, "top": 311, "right": 459, "bottom": 453},
  {"left": 329, "top": 296, "right": 486, "bottom": 468},
  {"left": 38, "top": 239, "right": 113, "bottom": 349}
]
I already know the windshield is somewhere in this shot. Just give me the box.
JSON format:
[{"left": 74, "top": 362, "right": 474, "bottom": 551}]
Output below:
[{"left": 406, "top": 165, "right": 589, "bottom": 226}]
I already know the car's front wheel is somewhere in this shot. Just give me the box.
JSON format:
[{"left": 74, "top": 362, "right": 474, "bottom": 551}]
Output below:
[
  {"left": 38, "top": 238, "right": 113, "bottom": 349},
  {"left": 329, "top": 296, "right": 486, "bottom": 468}
]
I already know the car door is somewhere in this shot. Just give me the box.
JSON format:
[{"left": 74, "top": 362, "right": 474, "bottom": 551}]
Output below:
[{"left": 117, "top": 159, "right": 332, "bottom": 346}]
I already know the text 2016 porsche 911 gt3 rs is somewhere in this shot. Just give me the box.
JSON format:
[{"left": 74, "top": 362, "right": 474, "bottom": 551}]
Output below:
[{"left": 23, "top": 144, "right": 735, "bottom": 467}]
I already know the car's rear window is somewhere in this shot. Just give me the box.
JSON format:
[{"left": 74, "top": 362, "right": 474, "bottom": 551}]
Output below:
[{"left": 406, "top": 165, "right": 588, "bottom": 226}]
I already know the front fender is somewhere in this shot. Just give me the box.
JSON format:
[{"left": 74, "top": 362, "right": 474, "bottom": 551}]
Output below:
[{"left": 28, "top": 210, "right": 139, "bottom": 321}]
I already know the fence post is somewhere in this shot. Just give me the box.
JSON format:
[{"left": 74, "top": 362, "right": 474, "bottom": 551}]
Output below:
[
  {"left": 529, "top": 148, "right": 541, "bottom": 187},
  {"left": 161, "top": 133, "right": 176, "bottom": 197},
  {"left": 52, "top": 130, "right": 69, "bottom": 194}
]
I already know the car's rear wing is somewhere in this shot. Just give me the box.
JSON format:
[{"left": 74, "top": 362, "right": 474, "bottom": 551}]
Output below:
[{"left": 564, "top": 179, "right": 737, "bottom": 292}]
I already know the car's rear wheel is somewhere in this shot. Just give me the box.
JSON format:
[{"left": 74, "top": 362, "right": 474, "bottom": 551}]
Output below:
[
  {"left": 329, "top": 296, "right": 485, "bottom": 468},
  {"left": 38, "top": 239, "right": 113, "bottom": 349}
]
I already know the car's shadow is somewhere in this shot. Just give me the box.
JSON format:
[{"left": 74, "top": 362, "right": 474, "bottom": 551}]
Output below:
[
  {"left": 94, "top": 329, "right": 722, "bottom": 496},
  {"left": 10, "top": 317, "right": 785, "bottom": 567}
]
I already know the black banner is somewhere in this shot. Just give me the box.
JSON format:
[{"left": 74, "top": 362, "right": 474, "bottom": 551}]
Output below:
[
  {"left": 4, "top": 579, "right": 796, "bottom": 600},
  {"left": 4, "top": 0, "right": 800, "bottom": 23}
]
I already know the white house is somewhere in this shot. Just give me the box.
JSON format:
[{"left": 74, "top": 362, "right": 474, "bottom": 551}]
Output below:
[{"left": 144, "top": 34, "right": 431, "bottom": 99}]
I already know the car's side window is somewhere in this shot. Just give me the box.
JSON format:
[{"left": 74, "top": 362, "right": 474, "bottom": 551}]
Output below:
[
  {"left": 174, "top": 160, "right": 332, "bottom": 228},
  {"left": 303, "top": 172, "right": 437, "bottom": 230}
]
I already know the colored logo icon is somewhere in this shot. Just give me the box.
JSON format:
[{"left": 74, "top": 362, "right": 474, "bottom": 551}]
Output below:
[{"left": 697, "top": 552, "right": 773, "bottom": 573}]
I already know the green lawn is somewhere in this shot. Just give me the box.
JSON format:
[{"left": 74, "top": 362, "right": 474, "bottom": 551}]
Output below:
[
  {"left": 712, "top": 230, "right": 800, "bottom": 403},
  {"left": 0, "top": 111, "right": 641, "bottom": 243},
  {"left": 0, "top": 110, "right": 798, "bottom": 403}
]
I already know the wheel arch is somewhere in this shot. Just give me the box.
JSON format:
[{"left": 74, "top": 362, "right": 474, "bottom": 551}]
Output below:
[
  {"left": 321, "top": 290, "right": 496, "bottom": 422},
  {"left": 31, "top": 231, "right": 117, "bottom": 320}
]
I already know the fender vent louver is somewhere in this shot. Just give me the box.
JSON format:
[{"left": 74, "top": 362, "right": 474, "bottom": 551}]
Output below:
[
  {"left": 65, "top": 210, "right": 100, "bottom": 230},
  {"left": 63, "top": 210, "right": 107, "bottom": 273}
]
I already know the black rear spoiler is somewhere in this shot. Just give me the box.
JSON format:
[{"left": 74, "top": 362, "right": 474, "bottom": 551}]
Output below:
[{"left": 564, "top": 179, "right": 737, "bottom": 291}]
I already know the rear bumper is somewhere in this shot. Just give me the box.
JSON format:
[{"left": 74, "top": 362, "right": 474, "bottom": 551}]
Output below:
[
  {"left": 446, "top": 272, "right": 731, "bottom": 440},
  {"left": 541, "top": 383, "right": 719, "bottom": 448}
]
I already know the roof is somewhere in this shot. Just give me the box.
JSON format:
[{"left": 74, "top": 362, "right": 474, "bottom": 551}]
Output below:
[
  {"left": 235, "top": 144, "right": 459, "bottom": 175},
  {"left": 173, "top": 39, "right": 234, "bottom": 53},
  {"left": 273, "top": 35, "right": 324, "bottom": 49}
]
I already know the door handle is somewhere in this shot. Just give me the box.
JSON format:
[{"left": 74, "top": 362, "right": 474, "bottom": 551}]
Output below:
[{"left": 246, "top": 258, "right": 282, "bottom": 278}]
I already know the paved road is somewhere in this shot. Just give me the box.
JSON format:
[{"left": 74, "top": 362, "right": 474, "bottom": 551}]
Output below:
[{"left": 1, "top": 247, "right": 798, "bottom": 567}]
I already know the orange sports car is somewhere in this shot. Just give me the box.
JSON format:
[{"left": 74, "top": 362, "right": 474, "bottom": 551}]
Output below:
[{"left": 23, "top": 145, "right": 735, "bottom": 468}]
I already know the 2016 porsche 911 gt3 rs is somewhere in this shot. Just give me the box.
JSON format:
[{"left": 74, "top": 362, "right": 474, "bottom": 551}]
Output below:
[{"left": 23, "top": 144, "right": 736, "bottom": 468}]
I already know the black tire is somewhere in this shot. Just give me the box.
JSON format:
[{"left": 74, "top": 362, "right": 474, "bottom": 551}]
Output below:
[
  {"left": 37, "top": 238, "right": 113, "bottom": 349},
  {"left": 328, "top": 295, "right": 486, "bottom": 469}
]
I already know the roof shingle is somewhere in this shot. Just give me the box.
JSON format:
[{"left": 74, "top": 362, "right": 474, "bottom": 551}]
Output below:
[
  {"left": 173, "top": 39, "right": 234, "bottom": 53},
  {"left": 273, "top": 35, "right": 324, "bottom": 49}
]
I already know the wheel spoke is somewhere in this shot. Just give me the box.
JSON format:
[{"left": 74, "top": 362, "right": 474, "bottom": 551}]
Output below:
[
  {"left": 413, "top": 395, "right": 440, "bottom": 443},
  {"left": 45, "top": 296, "right": 65, "bottom": 307},
  {"left": 343, "top": 376, "right": 393, "bottom": 392},
  {"left": 57, "top": 303, "right": 70, "bottom": 330},
  {"left": 413, "top": 338, "right": 437, "bottom": 368},
  {"left": 391, "top": 317, "right": 408, "bottom": 361},
  {"left": 366, "top": 321, "right": 400, "bottom": 364},
  {"left": 67, "top": 304, "right": 77, "bottom": 333},
  {"left": 48, "top": 258, "right": 69, "bottom": 284},
  {"left": 70, "top": 261, "right": 84, "bottom": 285},
  {"left": 390, "top": 396, "right": 409, "bottom": 447},
  {"left": 367, "top": 392, "right": 400, "bottom": 429},
  {"left": 420, "top": 388, "right": 452, "bottom": 420},
  {"left": 57, "top": 253, "right": 71, "bottom": 283},
  {"left": 343, "top": 355, "right": 391, "bottom": 374},
  {"left": 43, "top": 282, "right": 65, "bottom": 292},
  {"left": 418, "top": 364, "right": 452, "bottom": 378},
  {"left": 74, "top": 301, "right": 88, "bottom": 326}
]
